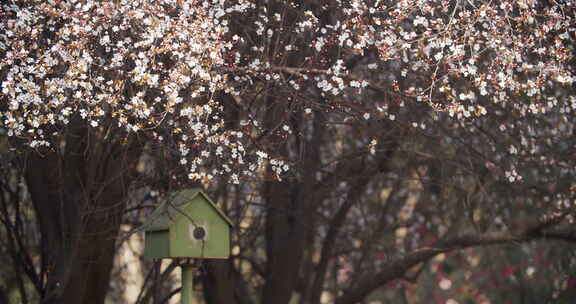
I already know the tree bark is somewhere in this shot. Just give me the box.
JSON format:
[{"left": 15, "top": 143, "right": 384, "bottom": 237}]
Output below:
[
  {"left": 203, "top": 260, "right": 253, "bottom": 304},
  {"left": 23, "top": 117, "right": 141, "bottom": 304},
  {"left": 335, "top": 227, "right": 576, "bottom": 304},
  {"left": 261, "top": 181, "right": 309, "bottom": 304},
  {"left": 0, "top": 286, "right": 8, "bottom": 304}
]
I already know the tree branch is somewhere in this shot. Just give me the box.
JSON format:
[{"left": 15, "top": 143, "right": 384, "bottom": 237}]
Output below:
[{"left": 336, "top": 226, "right": 576, "bottom": 304}]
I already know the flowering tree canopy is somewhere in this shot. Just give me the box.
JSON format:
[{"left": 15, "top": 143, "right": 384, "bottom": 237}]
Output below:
[
  {"left": 1, "top": 1, "right": 575, "bottom": 304},
  {"left": 1, "top": 0, "right": 574, "bottom": 184}
]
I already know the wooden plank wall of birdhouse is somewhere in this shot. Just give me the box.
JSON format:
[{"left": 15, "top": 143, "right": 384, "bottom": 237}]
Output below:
[
  {"left": 169, "top": 196, "right": 230, "bottom": 259},
  {"left": 144, "top": 230, "right": 170, "bottom": 259}
]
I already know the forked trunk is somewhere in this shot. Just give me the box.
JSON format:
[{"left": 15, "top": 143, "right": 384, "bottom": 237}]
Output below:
[{"left": 23, "top": 118, "right": 141, "bottom": 304}]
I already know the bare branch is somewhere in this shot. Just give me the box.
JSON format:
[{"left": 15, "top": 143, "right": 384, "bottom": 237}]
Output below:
[{"left": 336, "top": 225, "right": 576, "bottom": 304}]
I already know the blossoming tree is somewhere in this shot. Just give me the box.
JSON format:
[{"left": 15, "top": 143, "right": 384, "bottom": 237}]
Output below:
[{"left": 0, "top": 0, "right": 574, "bottom": 303}]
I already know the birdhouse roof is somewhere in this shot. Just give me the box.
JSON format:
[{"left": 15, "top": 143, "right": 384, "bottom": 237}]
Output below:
[{"left": 142, "top": 188, "right": 233, "bottom": 232}]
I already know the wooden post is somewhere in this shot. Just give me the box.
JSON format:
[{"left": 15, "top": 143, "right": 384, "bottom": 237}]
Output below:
[{"left": 181, "top": 262, "right": 195, "bottom": 304}]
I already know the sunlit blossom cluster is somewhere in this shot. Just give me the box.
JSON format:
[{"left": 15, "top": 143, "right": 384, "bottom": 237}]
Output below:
[
  {"left": 219, "top": 0, "right": 573, "bottom": 184},
  {"left": 1, "top": 0, "right": 574, "bottom": 184},
  {"left": 0, "top": 0, "right": 282, "bottom": 183}
]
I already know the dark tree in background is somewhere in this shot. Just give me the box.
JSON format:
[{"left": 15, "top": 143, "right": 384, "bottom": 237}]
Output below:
[{"left": 1, "top": 0, "right": 575, "bottom": 303}]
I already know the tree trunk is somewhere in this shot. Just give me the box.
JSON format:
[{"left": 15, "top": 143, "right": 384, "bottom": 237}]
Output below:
[
  {"left": 202, "top": 259, "right": 254, "bottom": 304},
  {"left": 259, "top": 90, "right": 321, "bottom": 304},
  {"left": 23, "top": 117, "right": 141, "bottom": 304},
  {"left": 0, "top": 286, "right": 8, "bottom": 304}
]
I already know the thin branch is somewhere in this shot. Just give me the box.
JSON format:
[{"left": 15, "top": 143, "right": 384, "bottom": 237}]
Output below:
[{"left": 336, "top": 225, "right": 576, "bottom": 304}]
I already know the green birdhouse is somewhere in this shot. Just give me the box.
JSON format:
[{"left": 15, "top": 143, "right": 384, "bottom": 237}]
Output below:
[{"left": 143, "top": 188, "right": 232, "bottom": 260}]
